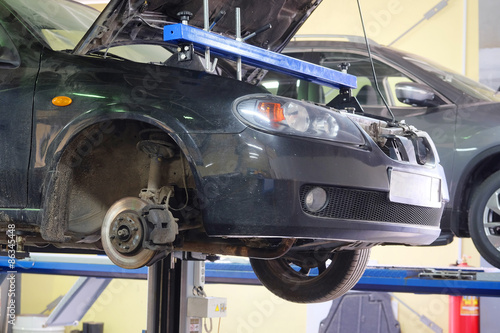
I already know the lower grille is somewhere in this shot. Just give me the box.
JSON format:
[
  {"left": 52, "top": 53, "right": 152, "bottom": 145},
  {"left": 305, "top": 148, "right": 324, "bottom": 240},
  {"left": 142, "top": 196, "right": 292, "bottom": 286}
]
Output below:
[{"left": 300, "top": 185, "right": 441, "bottom": 227}]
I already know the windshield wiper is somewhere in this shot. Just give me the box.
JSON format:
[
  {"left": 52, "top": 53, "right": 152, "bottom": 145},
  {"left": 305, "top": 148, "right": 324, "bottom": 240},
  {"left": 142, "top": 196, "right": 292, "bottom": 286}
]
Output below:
[{"left": 87, "top": 50, "right": 127, "bottom": 61}]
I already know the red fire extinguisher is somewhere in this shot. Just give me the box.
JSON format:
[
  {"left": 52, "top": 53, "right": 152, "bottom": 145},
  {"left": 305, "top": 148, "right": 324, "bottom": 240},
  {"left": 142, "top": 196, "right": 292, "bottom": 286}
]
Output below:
[{"left": 449, "top": 260, "right": 479, "bottom": 333}]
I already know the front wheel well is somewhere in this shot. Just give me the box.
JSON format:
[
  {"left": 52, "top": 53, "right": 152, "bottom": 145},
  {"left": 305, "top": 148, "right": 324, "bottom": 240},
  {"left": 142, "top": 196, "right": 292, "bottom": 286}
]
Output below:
[
  {"left": 41, "top": 119, "right": 197, "bottom": 243},
  {"left": 456, "top": 152, "right": 500, "bottom": 236}
]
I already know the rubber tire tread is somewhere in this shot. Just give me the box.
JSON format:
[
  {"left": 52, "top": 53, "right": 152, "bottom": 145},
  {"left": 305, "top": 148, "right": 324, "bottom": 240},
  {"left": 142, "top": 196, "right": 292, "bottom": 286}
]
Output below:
[
  {"left": 250, "top": 248, "right": 370, "bottom": 303},
  {"left": 468, "top": 170, "right": 500, "bottom": 268}
]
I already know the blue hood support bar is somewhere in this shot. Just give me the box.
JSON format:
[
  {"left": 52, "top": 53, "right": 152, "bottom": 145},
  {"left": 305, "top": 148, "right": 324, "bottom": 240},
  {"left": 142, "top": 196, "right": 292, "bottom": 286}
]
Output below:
[{"left": 164, "top": 23, "right": 357, "bottom": 90}]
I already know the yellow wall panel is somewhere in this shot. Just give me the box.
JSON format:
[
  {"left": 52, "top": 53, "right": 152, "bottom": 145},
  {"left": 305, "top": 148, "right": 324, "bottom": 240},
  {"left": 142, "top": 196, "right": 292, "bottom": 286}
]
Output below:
[{"left": 299, "top": 0, "right": 478, "bottom": 76}]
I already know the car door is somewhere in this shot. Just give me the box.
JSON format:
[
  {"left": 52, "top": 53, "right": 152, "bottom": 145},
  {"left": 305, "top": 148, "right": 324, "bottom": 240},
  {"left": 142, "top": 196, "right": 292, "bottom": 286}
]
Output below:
[{"left": 0, "top": 8, "right": 40, "bottom": 208}]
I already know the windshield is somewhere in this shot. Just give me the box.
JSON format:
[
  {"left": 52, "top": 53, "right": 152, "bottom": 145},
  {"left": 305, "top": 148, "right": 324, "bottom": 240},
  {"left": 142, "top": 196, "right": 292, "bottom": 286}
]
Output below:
[
  {"left": 5, "top": 0, "right": 97, "bottom": 50},
  {"left": 404, "top": 55, "right": 500, "bottom": 102},
  {"left": 3, "top": 0, "right": 173, "bottom": 63}
]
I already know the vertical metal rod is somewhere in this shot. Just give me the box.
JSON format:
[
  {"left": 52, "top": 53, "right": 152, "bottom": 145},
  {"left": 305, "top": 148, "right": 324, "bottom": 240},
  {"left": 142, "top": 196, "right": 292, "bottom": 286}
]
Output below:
[
  {"left": 147, "top": 255, "right": 181, "bottom": 333},
  {"left": 205, "top": 50, "right": 211, "bottom": 72},
  {"left": 146, "top": 263, "right": 161, "bottom": 333},
  {"left": 204, "top": 0, "right": 211, "bottom": 71},
  {"left": 235, "top": 8, "right": 241, "bottom": 40},
  {"left": 178, "top": 260, "right": 191, "bottom": 333},
  {"left": 203, "top": 0, "right": 209, "bottom": 31},
  {"left": 235, "top": 7, "right": 242, "bottom": 81}
]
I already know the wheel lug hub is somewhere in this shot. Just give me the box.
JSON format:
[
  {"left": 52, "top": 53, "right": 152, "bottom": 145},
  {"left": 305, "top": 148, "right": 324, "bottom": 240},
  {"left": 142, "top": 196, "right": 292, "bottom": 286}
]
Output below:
[
  {"left": 117, "top": 228, "right": 130, "bottom": 240},
  {"left": 109, "top": 212, "right": 144, "bottom": 254}
]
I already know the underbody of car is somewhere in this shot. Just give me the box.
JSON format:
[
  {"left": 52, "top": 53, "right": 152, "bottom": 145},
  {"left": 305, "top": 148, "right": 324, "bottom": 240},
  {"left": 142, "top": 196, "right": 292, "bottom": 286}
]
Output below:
[{"left": 0, "top": 0, "right": 448, "bottom": 303}]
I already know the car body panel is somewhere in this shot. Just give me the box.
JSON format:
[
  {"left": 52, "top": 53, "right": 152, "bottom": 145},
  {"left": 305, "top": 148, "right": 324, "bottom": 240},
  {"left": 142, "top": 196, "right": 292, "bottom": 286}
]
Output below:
[
  {"left": 0, "top": 7, "right": 42, "bottom": 208},
  {"left": 29, "top": 47, "right": 269, "bottom": 208},
  {"left": 187, "top": 128, "right": 443, "bottom": 244}
]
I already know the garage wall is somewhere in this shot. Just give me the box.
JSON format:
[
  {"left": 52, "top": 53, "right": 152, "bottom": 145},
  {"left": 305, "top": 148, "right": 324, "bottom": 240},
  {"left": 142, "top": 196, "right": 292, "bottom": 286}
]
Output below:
[
  {"left": 298, "top": 0, "right": 479, "bottom": 79},
  {"left": 77, "top": 0, "right": 107, "bottom": 11},
  {"left": 21, "top": 274, "right": 149, "bottom": 333},
  {"left": 478, "top": 0, "right": 500, "bottom": 89}
]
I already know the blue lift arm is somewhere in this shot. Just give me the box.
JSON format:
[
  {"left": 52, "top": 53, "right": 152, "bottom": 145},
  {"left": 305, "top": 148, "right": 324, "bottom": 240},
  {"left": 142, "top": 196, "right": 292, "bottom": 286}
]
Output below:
[
  {"left": 2, "top": 255, "right": 500, "bottom": 297},
  {"left": 163, "top": 23, "right": 357, "bottom": 90}
]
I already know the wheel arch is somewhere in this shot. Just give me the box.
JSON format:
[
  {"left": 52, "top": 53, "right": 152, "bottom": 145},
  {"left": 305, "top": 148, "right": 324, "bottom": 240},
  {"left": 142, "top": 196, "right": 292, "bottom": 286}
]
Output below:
[
  {"left": 39, "top": 106, "right": 204, "bottom": 243},
  {"left": 452, "top": 145, "right": 500, "bottom": 236}
]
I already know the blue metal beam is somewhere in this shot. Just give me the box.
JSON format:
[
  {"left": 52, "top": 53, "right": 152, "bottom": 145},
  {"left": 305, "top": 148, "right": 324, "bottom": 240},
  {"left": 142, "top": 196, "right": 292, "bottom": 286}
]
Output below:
[
  {"left": 0, "top": 256, "right": 147, "bottom": 279},
  {"left": 203, "top": 263, "right": 500, "bottom": 297},
  {"left": 163, "top": 24, "right": 357, "bottom": 89},
  {"left": 356, "top": 268, "right": 500, "bottom": 297},
  {"left": 3, "top": 256, "right": 500, "bottom": 297}
]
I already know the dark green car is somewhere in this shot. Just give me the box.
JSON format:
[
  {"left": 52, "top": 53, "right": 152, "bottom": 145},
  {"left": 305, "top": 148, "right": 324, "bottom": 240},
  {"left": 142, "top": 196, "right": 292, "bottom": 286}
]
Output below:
[{"left": 0, "top": 0, "right": 448, "bottom": 303}]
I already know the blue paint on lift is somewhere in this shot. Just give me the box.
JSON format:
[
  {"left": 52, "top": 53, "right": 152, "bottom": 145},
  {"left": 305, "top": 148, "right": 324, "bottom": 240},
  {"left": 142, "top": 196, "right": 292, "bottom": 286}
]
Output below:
[
  {"left": 3, "top": 256, "right": 500, "bottom": 297},
  {"left": 163, "top": 23, "right": 357, "bottom": 89}
]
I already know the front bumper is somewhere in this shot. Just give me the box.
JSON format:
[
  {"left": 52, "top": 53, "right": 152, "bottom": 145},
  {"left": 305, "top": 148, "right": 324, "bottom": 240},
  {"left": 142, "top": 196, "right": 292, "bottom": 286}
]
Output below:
[{"left": 184, "top": 125, "right": 446, "bottom": 246}]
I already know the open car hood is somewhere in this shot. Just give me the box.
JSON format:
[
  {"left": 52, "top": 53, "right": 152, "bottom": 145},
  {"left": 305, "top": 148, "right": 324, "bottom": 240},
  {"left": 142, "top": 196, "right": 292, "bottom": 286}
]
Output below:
[{"left": 74, "top": 0, "right": 322, "bottom": 55}]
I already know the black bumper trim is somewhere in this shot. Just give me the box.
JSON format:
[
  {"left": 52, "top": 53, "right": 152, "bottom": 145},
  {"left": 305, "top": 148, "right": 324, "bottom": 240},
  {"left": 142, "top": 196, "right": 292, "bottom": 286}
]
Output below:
[{"left": 300, "top": 185, "right": 443, "bottom": 227}]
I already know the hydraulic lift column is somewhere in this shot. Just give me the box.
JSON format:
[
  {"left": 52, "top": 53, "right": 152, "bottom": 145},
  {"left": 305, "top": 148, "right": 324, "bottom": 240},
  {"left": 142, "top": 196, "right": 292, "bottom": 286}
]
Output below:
[
  {"left": 146, "top": 253, "right": 227, "bottom": 333},
  {"left": 147, "top": 254, "right": 181, "bottom": 333}
]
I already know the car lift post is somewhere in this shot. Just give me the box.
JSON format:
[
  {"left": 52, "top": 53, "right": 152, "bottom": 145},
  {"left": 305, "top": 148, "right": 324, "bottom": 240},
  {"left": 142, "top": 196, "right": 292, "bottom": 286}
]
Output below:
[
  {"left": 147, "top": 254, "right": 181, "bottom": 333},
  {"left": 146, "top": 253, "right": 226, "bottom": 333}
]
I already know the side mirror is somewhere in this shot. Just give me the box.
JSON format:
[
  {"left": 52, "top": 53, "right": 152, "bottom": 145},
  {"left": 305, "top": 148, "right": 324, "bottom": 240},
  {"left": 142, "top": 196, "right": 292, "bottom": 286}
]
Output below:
[{"left": 395, "top": 82, "right": 437, "bottom": 107}]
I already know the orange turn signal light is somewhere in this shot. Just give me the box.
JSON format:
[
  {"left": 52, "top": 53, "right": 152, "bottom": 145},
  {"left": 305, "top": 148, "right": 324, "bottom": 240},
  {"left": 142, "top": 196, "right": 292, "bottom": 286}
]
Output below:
[
  {"left": 258, "top": 102, "right": 284, "bottom": 123},
  {"left": 52, "top": 96, "right": 73, "bottom": 107}
]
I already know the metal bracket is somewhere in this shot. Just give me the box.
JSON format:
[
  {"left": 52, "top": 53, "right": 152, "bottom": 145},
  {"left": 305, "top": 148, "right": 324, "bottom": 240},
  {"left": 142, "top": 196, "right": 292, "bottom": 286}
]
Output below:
[{"left": 178, "top": 43, "right": 194, "bottom": 62}]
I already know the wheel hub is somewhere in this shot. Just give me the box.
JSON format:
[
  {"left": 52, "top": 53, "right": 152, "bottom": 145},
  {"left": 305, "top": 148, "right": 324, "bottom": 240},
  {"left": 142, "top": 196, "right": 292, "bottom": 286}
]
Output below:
[
  {"left": 101, "top": 197, "right": 156, "bottom": 269},
  {"left": 109, "top": 212, "right": 144, "bottom": 254}
]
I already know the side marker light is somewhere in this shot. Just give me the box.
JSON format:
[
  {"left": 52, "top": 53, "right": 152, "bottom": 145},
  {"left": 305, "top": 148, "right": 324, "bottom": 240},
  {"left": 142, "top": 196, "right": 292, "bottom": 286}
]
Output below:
[{"left": 52, "top": 96, "right": 73, "bottom": 107}]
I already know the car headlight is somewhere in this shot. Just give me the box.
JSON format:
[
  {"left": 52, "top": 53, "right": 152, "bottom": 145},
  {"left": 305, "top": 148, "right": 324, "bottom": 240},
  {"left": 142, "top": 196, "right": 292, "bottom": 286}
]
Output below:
[
  {"left": 282, "top": 102, "right": 310, "bottom": 132},
  {"left": 234, "top": 95, "right": 365, "bottom": 145}
]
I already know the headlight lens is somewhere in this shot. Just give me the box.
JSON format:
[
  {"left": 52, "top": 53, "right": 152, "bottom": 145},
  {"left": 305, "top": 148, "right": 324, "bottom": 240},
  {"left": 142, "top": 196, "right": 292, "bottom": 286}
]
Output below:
[
  {"left": 235, "top": 95, "right": 365, "bottom": 145},
  {"left": 283, "top": 102, "right": 310, "bottom": 132}
]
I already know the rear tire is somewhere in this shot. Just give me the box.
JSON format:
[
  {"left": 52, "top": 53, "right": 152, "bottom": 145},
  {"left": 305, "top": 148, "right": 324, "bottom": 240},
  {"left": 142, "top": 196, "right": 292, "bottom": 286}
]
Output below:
[
  {"left": 250, "top": 248, "right": 370, "bottom": 303},
  {"left": 468, "top": 171, "right": 500, "bottom": 268}
]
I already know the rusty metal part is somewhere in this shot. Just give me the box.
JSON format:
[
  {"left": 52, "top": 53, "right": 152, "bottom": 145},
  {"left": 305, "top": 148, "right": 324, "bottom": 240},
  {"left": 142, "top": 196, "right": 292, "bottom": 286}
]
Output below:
[
  {"left": 0, "top": 224, "right": 40, "bottom": 233},
  {"left": 101, "top": 197, "right": 156, "bottom": 268},
  {"left": 109, "top": 212, "right": 144, "bottom": 254},
  {"left": 180, "top": 238, "right": 295, "bottom": 259}
]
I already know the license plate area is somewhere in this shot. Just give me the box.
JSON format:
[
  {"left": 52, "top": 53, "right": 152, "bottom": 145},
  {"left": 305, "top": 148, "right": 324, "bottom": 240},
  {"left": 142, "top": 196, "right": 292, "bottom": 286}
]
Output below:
[{"left": 389, "top": 169, "right": 442, "bottom": 208}]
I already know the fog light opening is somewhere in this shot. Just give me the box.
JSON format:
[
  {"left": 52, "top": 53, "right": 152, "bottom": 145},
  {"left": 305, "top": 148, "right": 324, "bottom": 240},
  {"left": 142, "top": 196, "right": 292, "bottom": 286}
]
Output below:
[{"left": 305, "top": 187, "right": 328, "bottom": 212}]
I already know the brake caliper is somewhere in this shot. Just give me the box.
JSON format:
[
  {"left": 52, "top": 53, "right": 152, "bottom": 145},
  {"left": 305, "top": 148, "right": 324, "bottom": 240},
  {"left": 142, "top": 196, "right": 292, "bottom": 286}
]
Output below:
[{"left": 141, "top": 205, "right": 179, "bottom": 251}]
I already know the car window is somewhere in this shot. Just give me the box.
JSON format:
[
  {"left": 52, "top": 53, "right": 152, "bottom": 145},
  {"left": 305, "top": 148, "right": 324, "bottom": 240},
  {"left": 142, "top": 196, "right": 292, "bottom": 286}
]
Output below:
[
  {"left": 3, "top": 0, "right": 173, "bottom": 64},
  {"left": 4, "top": 0, "right": 98, "bottom": 50},
  {"left": 263, "top": 51, "right": 423, "bottom": 108},
  {"left": 404, "top": 55, "right": 500, "bottom": 102}
]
